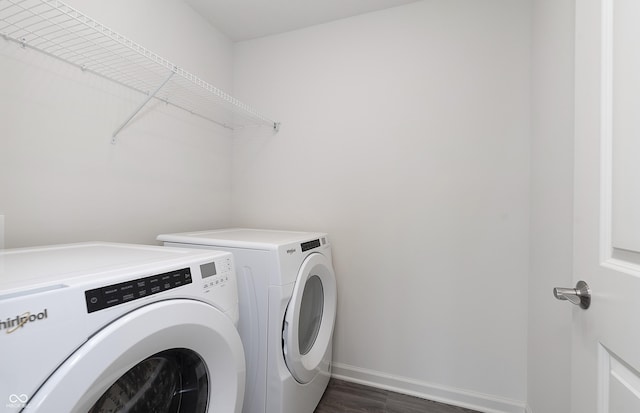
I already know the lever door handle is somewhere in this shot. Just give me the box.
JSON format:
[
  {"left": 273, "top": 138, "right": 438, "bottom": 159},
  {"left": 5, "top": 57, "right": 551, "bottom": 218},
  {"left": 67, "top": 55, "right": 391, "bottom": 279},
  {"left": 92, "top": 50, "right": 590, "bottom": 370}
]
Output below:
[{"left": 553, "top": 280, "right": 591, "bottom": 309}]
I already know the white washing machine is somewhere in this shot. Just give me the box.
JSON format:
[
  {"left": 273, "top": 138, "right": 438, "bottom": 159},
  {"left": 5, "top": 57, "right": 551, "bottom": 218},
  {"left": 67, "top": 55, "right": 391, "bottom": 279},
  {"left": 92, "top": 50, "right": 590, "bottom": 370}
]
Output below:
[
  {"left": 157, "top": 229, "right": 337, "bottom": 413},
  {"left": 0, "top": 242, "right": 245, "bottom": 413}
]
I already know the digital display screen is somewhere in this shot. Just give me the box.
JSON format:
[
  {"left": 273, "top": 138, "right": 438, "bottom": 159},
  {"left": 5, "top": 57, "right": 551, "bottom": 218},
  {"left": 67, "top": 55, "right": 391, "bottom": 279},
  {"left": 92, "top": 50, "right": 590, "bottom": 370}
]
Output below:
[
  {"left": 301, "top": 239, "right": 321, "bottom": 252},
  {"left": 200, "top": 262, "right": 217, "bottom": 279}
]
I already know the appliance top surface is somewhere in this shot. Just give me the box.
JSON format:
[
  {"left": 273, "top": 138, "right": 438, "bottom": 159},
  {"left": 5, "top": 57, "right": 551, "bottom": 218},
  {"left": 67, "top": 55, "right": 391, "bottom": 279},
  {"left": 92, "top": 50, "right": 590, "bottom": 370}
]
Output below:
[
  {"left": 0, "top": 242, "right": 228, "bottom": 293},
  {"left": 157, "top": 228, "right": 327, "bottom": 250}
]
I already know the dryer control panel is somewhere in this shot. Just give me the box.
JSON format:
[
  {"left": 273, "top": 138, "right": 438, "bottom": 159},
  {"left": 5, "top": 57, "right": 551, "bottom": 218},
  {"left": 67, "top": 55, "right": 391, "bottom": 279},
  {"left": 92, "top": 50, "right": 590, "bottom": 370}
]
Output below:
[{"left": 301, "top": 237, "right": 327, "bottom": 252}]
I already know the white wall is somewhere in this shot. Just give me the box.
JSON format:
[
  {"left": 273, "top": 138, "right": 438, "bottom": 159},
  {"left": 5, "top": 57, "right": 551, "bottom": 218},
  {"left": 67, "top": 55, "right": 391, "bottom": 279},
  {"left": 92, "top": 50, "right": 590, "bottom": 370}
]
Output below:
[
  {"left": 232, "top": 1, "right": 531, "bottom": 411},
  {"left": 527, "top": 0, "right": 574, "bottom": 412},
  {"left": 0, "top": 0, "right": 234, "bottom": 248}
]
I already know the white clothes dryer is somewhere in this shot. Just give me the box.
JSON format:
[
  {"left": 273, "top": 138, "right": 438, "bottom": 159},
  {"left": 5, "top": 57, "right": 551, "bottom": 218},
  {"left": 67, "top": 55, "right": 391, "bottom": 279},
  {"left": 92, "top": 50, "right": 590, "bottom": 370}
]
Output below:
[
  {"left": 157, "top": 229, "right": 337, "bottom": 413},
  {"left": 0, "top": 242, "right": 245, "bottom": 413}
]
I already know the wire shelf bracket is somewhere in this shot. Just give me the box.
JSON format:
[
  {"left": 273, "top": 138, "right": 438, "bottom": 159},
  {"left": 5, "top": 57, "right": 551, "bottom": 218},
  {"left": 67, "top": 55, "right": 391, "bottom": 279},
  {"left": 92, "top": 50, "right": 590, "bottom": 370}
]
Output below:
[
  {"left": 0, "top": 0, "right": 280, "bottom": 142},
  {"left": 111, "top": 70, "right": 174, "bottom": 144}
]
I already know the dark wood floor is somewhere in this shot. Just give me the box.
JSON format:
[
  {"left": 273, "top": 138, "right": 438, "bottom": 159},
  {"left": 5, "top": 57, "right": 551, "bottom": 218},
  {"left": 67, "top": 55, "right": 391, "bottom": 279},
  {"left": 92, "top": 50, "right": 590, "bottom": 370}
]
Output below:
[{"left": 314, "top": 379, "right": 481, "bottom": 413}]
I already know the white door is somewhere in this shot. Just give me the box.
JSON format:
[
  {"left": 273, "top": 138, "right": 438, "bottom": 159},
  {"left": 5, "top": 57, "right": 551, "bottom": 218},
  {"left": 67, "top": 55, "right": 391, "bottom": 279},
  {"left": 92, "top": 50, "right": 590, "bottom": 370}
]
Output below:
[
  {"left": 570, "top": 0, "right": 640, "bottom": 411},
  {"left": 282, "top": 253, "right": 337, "bottom": 384}
]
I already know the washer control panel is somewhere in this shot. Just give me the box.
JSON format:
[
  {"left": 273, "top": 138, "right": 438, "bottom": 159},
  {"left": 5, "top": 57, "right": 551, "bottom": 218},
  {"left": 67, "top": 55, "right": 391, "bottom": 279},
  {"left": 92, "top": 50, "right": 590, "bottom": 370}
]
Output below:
[
  {"left": 84, "top": 268, "right": 192, "bottom": 313},
  {"left": 200, "top": 256, "right": 233, "bottom": 291}
]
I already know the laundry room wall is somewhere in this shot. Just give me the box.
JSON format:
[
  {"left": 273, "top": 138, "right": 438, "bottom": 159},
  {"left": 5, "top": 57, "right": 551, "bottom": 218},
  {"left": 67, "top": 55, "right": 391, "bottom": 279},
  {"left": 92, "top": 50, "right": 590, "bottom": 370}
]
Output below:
[
  {"left": 0, "top": 0, "right": 234, "bottom": 248},
  {"left": 231, "top": 1, "right": 531, "bottom": 412},
  {"left": 527, "top": 0, "right": 574, "bottom": 411}
]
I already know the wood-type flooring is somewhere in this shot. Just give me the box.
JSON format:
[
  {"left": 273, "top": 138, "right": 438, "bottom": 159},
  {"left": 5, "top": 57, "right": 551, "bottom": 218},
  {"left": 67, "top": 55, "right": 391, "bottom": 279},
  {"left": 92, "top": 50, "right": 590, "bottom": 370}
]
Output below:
[{"left": 314, "top": 379, "right": 481, "bottom": 413}]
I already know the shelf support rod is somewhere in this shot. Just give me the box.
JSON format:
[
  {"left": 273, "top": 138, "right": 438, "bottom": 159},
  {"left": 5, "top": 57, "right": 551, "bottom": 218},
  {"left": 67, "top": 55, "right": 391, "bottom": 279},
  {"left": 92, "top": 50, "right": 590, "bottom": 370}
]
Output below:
[{"left": 112, "top": 69, "right": 175, "bottom": 144}]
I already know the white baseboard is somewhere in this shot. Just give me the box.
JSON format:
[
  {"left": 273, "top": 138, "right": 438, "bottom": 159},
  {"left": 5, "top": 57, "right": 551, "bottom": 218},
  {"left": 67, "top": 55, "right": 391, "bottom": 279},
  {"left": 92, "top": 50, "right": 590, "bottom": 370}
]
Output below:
[{"left": 331, "top": 362, "right": 526, "bottom": 413}]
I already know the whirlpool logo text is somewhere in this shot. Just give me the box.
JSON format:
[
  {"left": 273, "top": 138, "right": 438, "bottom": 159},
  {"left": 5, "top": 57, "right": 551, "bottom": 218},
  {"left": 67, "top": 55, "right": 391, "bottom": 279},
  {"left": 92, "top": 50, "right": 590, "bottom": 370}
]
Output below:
[{"left": 0, "top": 310, "right": 48, "bottom": 334}]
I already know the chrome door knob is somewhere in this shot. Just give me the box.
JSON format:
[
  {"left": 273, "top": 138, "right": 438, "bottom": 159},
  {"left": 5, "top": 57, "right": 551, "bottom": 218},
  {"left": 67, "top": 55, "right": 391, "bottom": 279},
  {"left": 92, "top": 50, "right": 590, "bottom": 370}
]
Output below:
[{"left": 553, "top": 280, "right": 591, "bottom": 309}]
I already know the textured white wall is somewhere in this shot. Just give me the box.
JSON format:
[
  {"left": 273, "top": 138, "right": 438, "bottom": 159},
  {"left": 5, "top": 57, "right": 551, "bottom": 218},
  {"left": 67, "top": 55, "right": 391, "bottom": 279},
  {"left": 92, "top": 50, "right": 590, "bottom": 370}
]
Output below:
[
  {"left": 231, "top": 1, "right": 531, "bottom": 410},
  {"left": 528, "top": 0, "right": 574, "bottom": 412},
  {"left": 0, "top": 0, "right": 234, "bottom": 248}
]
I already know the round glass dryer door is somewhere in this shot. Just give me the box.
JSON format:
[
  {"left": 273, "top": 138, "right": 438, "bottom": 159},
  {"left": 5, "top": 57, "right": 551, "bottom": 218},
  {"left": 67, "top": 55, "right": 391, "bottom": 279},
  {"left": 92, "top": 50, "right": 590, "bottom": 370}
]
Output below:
[
  {"left": 24, "top": 300, "right": 245, "bottom": 413},
  {"left": 283, "top": 253, "right": 337, "bottom": 384}
]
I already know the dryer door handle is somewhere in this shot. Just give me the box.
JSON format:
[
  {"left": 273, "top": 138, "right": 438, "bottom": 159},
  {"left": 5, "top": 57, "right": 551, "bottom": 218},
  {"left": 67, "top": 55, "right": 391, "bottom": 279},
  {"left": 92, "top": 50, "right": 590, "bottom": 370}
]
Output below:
[{"left": 282, "top": 320, "right": 289, "bottom": 356}]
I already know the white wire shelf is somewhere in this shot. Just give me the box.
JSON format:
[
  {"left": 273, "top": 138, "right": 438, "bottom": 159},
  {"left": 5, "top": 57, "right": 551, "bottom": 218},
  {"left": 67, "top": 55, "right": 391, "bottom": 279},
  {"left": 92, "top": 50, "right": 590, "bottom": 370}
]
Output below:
[{"left": 0, "top": 0, "right": 279, "bottom": 140}]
